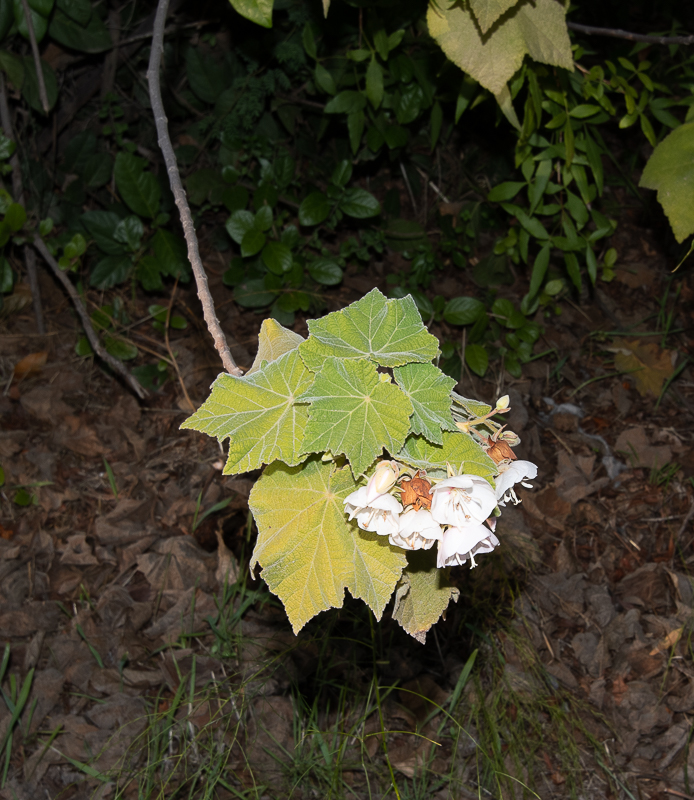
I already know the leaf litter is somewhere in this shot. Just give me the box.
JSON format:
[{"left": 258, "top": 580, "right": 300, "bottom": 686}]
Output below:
[{"left": 0, "top": 235, "right": 694, "bottom": 800}]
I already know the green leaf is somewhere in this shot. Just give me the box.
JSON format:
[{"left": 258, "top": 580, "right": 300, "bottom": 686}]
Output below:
[
  {"left": 299, "top": 191, "right": 330, "bottom": 226},
  {"left": 90, "top": 255, "right": 132, "bottom": 289},
  {"left": 366, "top": 56, "right": 384, "bottom": 109},
  {"left": 114, "top": 215, "right": 144, "bottom": 251},
  {"left": 0, "top": 0, "right": 14, "bottom": 42},
  {"left": 297, "top": 357, "right": 412, "bottom": 476},
  {"left": 21, "top": 56, "right": 57, "bottom": 112},
  {"left": 234, "top": 278, "right": 277, "bottom": 309},
  {"left": 324, "top": 91, "right": 366, "bottom": 114},
  {"left": 152, "top": 229, "right": 189, "bottom": 279},
  {"left": 469, "top": 0, "right": 519, "bottom": 33},
  {"left": 0, "top": 50, "right": 23, "bottom": 91},
  {"left": 464, "top": 343, "right": 488, "bottom": 376},
  {"left": 226, "top": 209, "right": 255, "bottom": 244},
  {"left": 392, "top": 550, "right": 459, "bottom": 642},
  {"left": 262, "top": 240, "right": 292, "bottom": 275},
  {"left": 14, "top": 0, "right": 47, "bottom": 42},
  {"left": 393, "top": 363, "right": 456, "bottom": 445},
  {"left": 104, "top": 335, "right": 138, "bottom": 361},
  {"left": 427, "top": 0, "right": 573, "bottom": 96},
  {"left": 308, "top": 258, "right": 343, "bottom": 286},
  {"left": 114, "top": 152, "right": 160, "bottom": 219},
  {"left": 228, "top": 0, "right": 272, "bottom": 28},
  {"left": 639, "top": 121, "right": 694, "bottom": 243},
  {"left": 528, "top": 241, "right": 550, "bottom": 298},
  {"left": 4, "top": 203, "right": 25, "bottom": 231},
  {"left": 314, "top": 63, "right": 336, "bottom": 95},
  {"left": 443, "top": 296, "right": 486, "bottom": 326},
  {"left": 57, "top": 0, "right": 90, "bottom": 24},
  {"left": 569, "top": 103, "right": 601, "bottom": 119},
  {"left": 299, "top": 288, "right": 440, "bottom": 371},
  {"left": 182, "top": 349, "right": 313, "bottom": 474},
  {"left": 501, "top": 202, "right": 549, "bottom": 240},
  {"left": 487, "top": 181, "right": 525, "bottom": 202},
  {"left": 81, "top": 210, "right": 124, "bottom": 255},
  {"left": 396, "top": 431, "right": 496, "bottom": 477},
  {"left": 339, "top": 188, "right": 380, "bottom": 219},
  {"left": 241, "top": 228, "right": 266, "bottom": 257},
  {"left": 82, "top": 152, "right": 112, "bottom": 188},
  {"left": 347, "top": 110, "right": 365, "bottom": 155},
  {"left": 48, "top": 8, "right": 111, "bottom": 52},
  {"left": 248, "top": 318, "right": 304, "bottom": 374},
  {"left": 249, "top": 459, "right": 406, "bottom": 633},
  {"left": 430, "top": 100, "right": 443, "bottom": 150},
  {"left": 136, "top": 255, "right": 163, "bottom": 291},
  {"left": 0, "top": 254, "right": 13, "bottom": 292},
  {"left": 332, "top": 160, "right": 352, "bottom": 188}
]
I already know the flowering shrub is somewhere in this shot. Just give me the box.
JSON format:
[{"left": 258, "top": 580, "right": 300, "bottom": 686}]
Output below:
[{"left": 182, "top": 289, "right": 537, "bottom": 642}]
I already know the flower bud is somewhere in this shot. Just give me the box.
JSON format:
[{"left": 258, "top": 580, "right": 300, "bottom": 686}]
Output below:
[
  {"left": 495, "top": 394, "right": 510, "bottom": 411},
  {"left": 366, "top": 460, "right": 399, "bottom": 502}
]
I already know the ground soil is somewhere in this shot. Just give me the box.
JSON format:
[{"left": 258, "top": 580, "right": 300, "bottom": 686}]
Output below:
[{"left": 1, "top": 209, "right": 694, "bottom": 800}]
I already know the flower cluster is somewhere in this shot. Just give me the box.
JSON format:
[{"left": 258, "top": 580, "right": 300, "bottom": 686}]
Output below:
[{"left": 343, "top": 457, "right": 537, "bottom": 570}]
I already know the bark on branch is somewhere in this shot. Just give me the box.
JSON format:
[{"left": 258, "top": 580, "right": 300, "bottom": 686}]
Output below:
[
  {"left": 568, "top": 22, "right": 694, "bottom": 46},
  {"left": 147, "top": 0, "right": 242, "bottom": 377}
]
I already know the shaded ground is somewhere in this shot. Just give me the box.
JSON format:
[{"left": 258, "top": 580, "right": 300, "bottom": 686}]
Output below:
[{"left": 1, "top": 212, "right": 694, "bottom": 800}]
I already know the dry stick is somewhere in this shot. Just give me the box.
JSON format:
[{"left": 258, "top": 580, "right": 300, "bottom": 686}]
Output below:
[
  {"left": 567, "top": 22, "right": 694, "bottom": 46},
  {"left": 147, "top": 0, "right": 242, "bottom": 377},
  {"left": 165, "top": 278, "right": 196, "bottom": 412},
  {"left": 32, "top": 237, "right": 148, "bottom": 400},
  {"left": 19, "top": 0, "right": 49, "bottom": 114},
  {"left": 0, "top": 73, "right": 44, "bottom": 334}
]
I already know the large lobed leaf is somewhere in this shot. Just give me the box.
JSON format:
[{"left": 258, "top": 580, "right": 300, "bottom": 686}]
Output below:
[
  {"left": 392, "top": 550, "right": 460, "bottom": 643},
  {"left": 248, "top": 318, "right": 304, "bottom": 374},
  {"left": 397, "top": 431, "right": 496, "bottom": 478},
  {"left": 180, "top": 349, "right": 313, "bottom": 474},
  {"left": 640, "top": 121, "right": 694, "bottom": 244},
  {"left": 250, "top": 459, "right": 407, "bottom": 633},
  {"left": 427, "top": 0, "right": 573, "bottom": 96},
  {"left": 298, "top": 357, "right": 413, "bottom": 476},
  {"left": 299, "top": 288, "right": 439, "bottom": 371},
  {"left": 394, "top": 363, "right": 457, "bottom": 445}
]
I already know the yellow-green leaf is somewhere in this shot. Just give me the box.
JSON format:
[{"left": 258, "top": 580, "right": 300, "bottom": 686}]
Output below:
[
  {"left": 228, "top": 0, "right": 273, "bottom": 28},
  {"left": 180, "top": 349, "right": 313, "bottom": 474},
  {"left": 397, "top": 431, "right": 496, "bottom": 478},
  {"left": 427, "top": 0, "right": 573, "bottom": 96},
  {"left": 298, "top": 358, "right": 413, "bottom": 476},
  {"left": 249, "top": 459, "right": 406, "bottom": 632},
  {"left": 299, "top": 288, "right": 440, "bottom": 371},
  {"left": 248, "top": 318, "right": 304, "bottom": 374},
  {"left": 469, "top": 0, "right": 522, "bottom": 33},
  {"left": 392, "top": 550, "right": 460, "bottom": 643}
]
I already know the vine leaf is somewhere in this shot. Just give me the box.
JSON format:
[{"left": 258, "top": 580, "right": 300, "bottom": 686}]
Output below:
[
  {"left": 299, "top": 288, "right": 439, "bottom": 371},
  {"left": 297, "top": 357, "right": 413, "bottom": 476},
  {"left": 248, "top": 318, "right": 304, "bottom": 374},
  {"left": 427, "top": 0, "right": 573, "bottom": 96},
  {"left": 640, "top": 121, "right": 694, "bottom": 243},
  {"left": 249, "top": 459, "right": 407, "bottom": 633},
  {"left": 394, "top": 363, "right": 457, "bottom": 445},
  {"left": 180, "top": 349, "right": 313, "bottom": 474},
  {"left": 397, "top": 431, "right": 496, "bottom": 478},
  {"left": 392, "top": 550, "right": 460, "bottom": 643}
]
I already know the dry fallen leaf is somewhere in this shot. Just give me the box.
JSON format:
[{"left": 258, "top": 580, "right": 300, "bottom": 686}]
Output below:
[
  {"left": 612, "top": 339, "right": 675, "bottom": 397},
  {"left": 650, "top": 626, "right": 683, "bottom": 656},
  {"left": 13, "top": 351, "right": 47, "bottom": 381}
]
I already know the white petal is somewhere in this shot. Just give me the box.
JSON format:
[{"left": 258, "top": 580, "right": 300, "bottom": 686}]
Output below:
[
  {"left": 430, "top": 475, "right": 496, "bottom": 526},
  {"left": 436, "top": 524, "right": 497, "bottom": 568},
  {"left": 344, "top": 486, "right": 370, "bottom": 508},
  {"left": 495, "top": 460, "right": 538, "bottom": 500},
  {"left": 398, "top": 508, "right": 443, "bottom": 541}
]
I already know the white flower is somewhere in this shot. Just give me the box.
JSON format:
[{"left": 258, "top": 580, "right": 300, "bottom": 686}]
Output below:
[
  {"left": 389, "top": 507, "right": 443, "bottom": 551},
  {"left": 430, "top": 475, "right": 497, "bottom": 528},
  {"left": 495, "top": 460, "right": 538, "bottom": 506},
  {"left": 344, "top": 487, "right": 402, "bottom": 536},
  {"left": 437, "top": 525, "right": 500, "bottom": 569},
  {"left": 365, "top": 460, "right": 399, "bottom": 503}
]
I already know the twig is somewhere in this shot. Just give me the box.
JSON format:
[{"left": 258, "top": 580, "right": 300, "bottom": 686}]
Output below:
[
  {"left": 567, "top": 22, "right": 694, "bottom": 46},
  {"left": 32, "top": 237, "right": 148, "bottom": 400},
  {"left": 165, "top": 278, "right": 195, "bottom": 411},
  {"left": 400, "top": 161, "right": 417, "bottom": 215},
  {"left": 19, "top": 0, "right": 49, "bottom": 114},
  {"left": 147, "top": 0, "right": 242, "bottom": 377},
  {"left": 0, "top": 73, "right": 44, "bottom": 334},
  {"left": 676, "top": 498, "right": 694, "bottom": 542}
]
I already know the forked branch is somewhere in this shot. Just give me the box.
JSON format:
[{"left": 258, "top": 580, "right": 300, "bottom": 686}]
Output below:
[{"left": 146, "top": 0, "right": 242, "bottom": 377}]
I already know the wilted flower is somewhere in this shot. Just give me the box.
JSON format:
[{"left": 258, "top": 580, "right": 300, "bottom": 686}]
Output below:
[
  {"left": 344, "top": 487, "right": 402, "bottom": 536},
  {"left": 430, "top": 474, "right": 497, "bottom": 528},
  {"left": 495, "top": 460, "right": 538, "bottom": 506},
  {"left": 400, "top": 470, "right": 433, "bottom": 510},
  {"left": 390, "top": 507, "right": 443, "bottom": 551},
  {"left": 365, "top": 460, "right": 399, "bottom": 503},
  {"left": 437, "top": 524, "right": 500, "bottom": 569}
]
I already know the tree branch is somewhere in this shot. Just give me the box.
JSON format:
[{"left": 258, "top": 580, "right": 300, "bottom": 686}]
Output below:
[
  {"left": 567, "top": 22, "right": 694, "bottom": 46},
  {"left": 146, "top": 0, "right": 242, "bottom": 377},
  {"left": 32, "top": 237, "right": 148, "bottom": 400}
]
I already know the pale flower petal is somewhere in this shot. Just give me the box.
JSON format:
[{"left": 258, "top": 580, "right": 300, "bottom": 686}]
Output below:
[
  {"left": 365, "top": 460, "right": 399, "bottom": 503},
  {"left": 495, "top": 460, "right": 538, "bottom": 506},
  {"left": 430, "top": 474, "right": 497, "bottom": 527},
  {"left": 389, "top": 507, "right": 443, "bottom": 550},
  {"left": 344, "top": 489, "right": 402, "bottom": 535},
  {"left": 437, "top": 525, "right": 500, "bottom": 568}
]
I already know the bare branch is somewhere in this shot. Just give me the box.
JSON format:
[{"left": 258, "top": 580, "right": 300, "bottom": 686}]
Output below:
[
  {"left": 568, "top": 22, "right": 694, "bottom": 46},
  {"left": 19, "top": 0, "right": 49, "bottom": 114},
  {"left": 146, "top": 0, "right": 242, "bottom": 377},
  {"left": 32, "top": 237, "right": 148, "bottom": 400}
]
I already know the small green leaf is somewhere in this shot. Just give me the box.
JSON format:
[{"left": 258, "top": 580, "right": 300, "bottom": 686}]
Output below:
[
  {"left": 228, "top": 0, "right": 273, "bottom": 28},
  {"left": 234, "top": 278, "right": 277, "bottom": 308},
  {"left": 308, "top": 258, "right": 343, "bottom": 286},
  {"left": 81, "top": 210, "right": 125, "bottom": 256},
  {"left": 262, "top": 240, "right": 292, "bottom": 275},
  {"left": 340, "top": 188, "right": 380, "bottom": 219},
  {"left": 443, "top": 296, "right": 486, "bottom": 326},
  {"left": 299, "top": 191, "right": 330, "bottom": 226},
  {"left": 487, "top": 181, "right": 526, "bottom": 203},
  {"left": 464, "top": 344, "right": 488, "bottom": 377},
  {"left": 314, "top": 63, "right": 336, "bottom": 95},
  {"left": 226, "top": 209, "right": 255, "bottom": 244},
  {"left": 297, "top": 357, "right": 413, "bottom": 476},
  {"left": 366, "top": 56, "right": 384, "bottom": 109},
  {"left": 104, "top": 335, "right": 138, "bottom": 361},
  {"left": 241, "top": 228, "right": 266, "bottom": 257},
  {"left": 90, "top": 255, "right": 132, "bottom": 289},
  {"left": 324, "top": 91, "right": 366, "bottom": 114},
  {"left": 4, "top": 203, "right": 25, "bottom": 231},
  {"left": 114, "top": 152, "right": 160, "bottom": 219}
]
